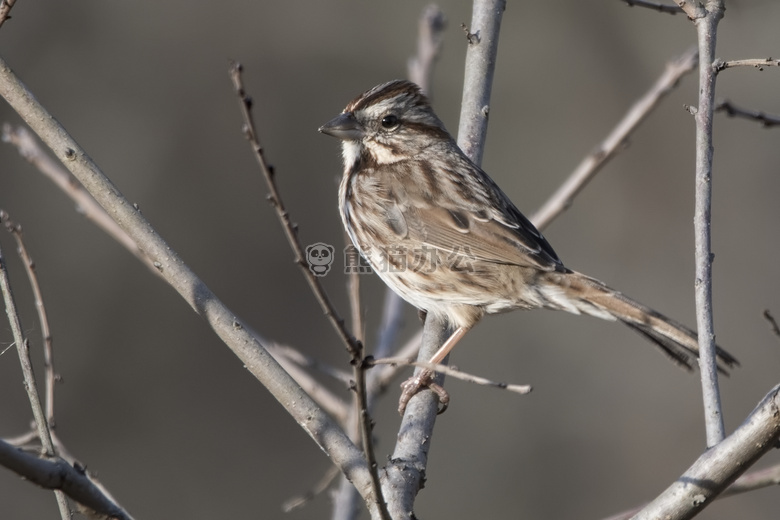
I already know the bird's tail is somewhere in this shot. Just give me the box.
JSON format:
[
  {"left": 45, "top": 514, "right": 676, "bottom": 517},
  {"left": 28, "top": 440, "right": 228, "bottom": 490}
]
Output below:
[{"left": 538, "top": 270, "right": 739, "bottom": 372}]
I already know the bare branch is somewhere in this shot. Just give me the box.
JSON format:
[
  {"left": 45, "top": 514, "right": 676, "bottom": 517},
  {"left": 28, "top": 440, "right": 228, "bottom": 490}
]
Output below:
[
  {"left": 763, "top": 309, "right": 780, "bottom": 339},
  {"left": 714, "top": 57, "right": 780, "bottom": 72},
  {"left": 531, "top": 47, "right": 698, "bottom": 230},
  {"left": 690, "top": 1, "right": 727, "bottom": 447},
  {"left": 631, "top": 384, "right": 780, "bottom": 519},
  {"left": 2, "top": 124, "right": 160, "bottom": 275},
  {"left": 0, "top": 438, "right": 133, "bottom": 520},
  {"left": 382, "top": 314, "right": 452, "bottom": 519},
  {"left": 228, "top": 62, "right": 360, "bottom": 361},
  {"left": 0, "top": 212, "right": 58, "bottom": 426},
  {"left": 456, "top": 0, "right": 506, "bottom": 166},
  {"left": 370, "top": 357, "right": 532, "bottom": 395},
  {"left": 380, "top": 4, "right": 507, "bottom": 517},
  {"left": 0, "top": 54, "right": 378, "bottom": 511},
  {"left": 622, "top": 0, "right": 683, "bottom": 15},
  {"left": 716, "top": 99, "right": 780, "bottom": 128},
  {"left": 0, "top": 238, "right": 70, "bottom": 518},
  {"left": 604, "top": 461, "right": 780, "bottom": 519},
  {"left": 227, "top": 61, "right": 388, "bottom": 520}
]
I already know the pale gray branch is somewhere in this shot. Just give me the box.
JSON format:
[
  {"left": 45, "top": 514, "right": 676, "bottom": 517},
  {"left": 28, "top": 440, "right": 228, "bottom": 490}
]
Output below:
[
  {"left": 371, "top": 357, "right": 532, "bottom": 395},
  {"left": 2, "top": 124, "right": 159, "bottom": 275},
  {"left": 0, "top": 439, "right": 132, "bottom": 520},
  {"left": 379, "top": 2, "right": 507, "bottom": 518},
  {"left": 456, "top": 0, "right": 506, "bottom": 166},
  {"left": 0, "top": 54, "right": 379, "bottom": 514},
  {"left": 690, "top": 1, "right": 726, "bottom": 448},
  {"left": 0, "top": 240, "right": 70, "bottom": 518},
  {"left": 631, "top": 384, "right": 780, "bottom": 520},
  {"left": 531, "top": 47, "right": 698, "bottom": 230}
]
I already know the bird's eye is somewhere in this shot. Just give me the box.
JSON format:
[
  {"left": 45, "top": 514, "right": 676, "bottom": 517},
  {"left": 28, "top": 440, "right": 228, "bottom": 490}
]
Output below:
[{"left": 381, "top": 114, "right": 399, "bottom": 129}]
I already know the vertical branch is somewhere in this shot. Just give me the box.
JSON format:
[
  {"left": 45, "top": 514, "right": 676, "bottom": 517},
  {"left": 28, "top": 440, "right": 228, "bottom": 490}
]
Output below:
[
  {"left": 382, "top": 2, "right": 506, "bottom": 518},
  {"left": 457, "top": 0, "right": 506, "bottom": 166},
  {"left": 691, "top": 1, "right": 726, "bottom": 447},
  {"left": 0, "top": 242, "right": 71, "bottom": 519},
  {"left": 1, "top": 213, "right": 58, "bottom": 426}
]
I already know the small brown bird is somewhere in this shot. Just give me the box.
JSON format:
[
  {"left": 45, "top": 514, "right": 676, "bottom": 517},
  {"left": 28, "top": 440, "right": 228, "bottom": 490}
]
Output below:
[{"left": 319, "top": 79, "right": 737, "bottom": 414}]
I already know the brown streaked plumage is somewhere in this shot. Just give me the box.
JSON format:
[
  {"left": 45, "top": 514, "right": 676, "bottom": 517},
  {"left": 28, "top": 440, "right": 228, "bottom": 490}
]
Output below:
[{"left": 319, "top": 80, "right": 738, "bottom": 414}]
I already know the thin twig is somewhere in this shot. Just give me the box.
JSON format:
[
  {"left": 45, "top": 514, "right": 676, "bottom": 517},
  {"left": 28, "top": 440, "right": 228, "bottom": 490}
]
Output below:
[
  {"left": 763, "top": 309, "right": 780, "bottom": 339},
  {"left": 690, "top": 1, "right": 727, "bottom": 448},
  {"left": 228, "top": 62, "right": 388, "bottom": 520},
  {"left": 622, "top": 0, "right": 683, "bottom": 15},
  {"left": 0, "top": 240, "right": 70, "bottom": 519},
  {"left": 370, "top": 357, "right": 532, "bottom": 395},
  {"left": 631, "top": 383, "right": 780, "bottom": 519},
  {"left": 0, "top": 0, "right": 17, "bottom": 29},
  {"left": 1, "top": 124, "right": 160, "bottom": 276},
  {"left": 227, "top": 63, "right": 361, "bottom": 360},
  {"left": 714, "top": 57, "right": 780, "bottom": 72},
  {"left": 0, "top": 54, "right": 378, "bottom": 513},
  {"left": 531, "top": 47, "right": 698, "bottom": 230},
  {"left": 1, "top": 211, "right": 58, "bottom": 427},
  {"left": 716, "top": 99, "right": 780, "bottom": 128}
]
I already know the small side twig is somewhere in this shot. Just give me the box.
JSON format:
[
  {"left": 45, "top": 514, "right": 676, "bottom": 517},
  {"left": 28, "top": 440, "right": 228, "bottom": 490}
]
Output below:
[
  {"left": 531, "top": 46, "right": 698, "bottom": 230},
  {"left": 622, "top": 0, "right": 683, "bottom": 15},
  {"left": 716, "top": 99, "right": 780, "bottom": 128},
  {"left": 227, "top": 63, "right": 360, "bottom": 360},
  {"left": 714, "top": 57, "right": 780, "bottom": 72},
  {"left": 370, "top": 357, "right": 532, "bottom": 396},
  {"left": 1, "top": 211, "right": 58, "bottom": 427},
  {"left": 763, "top": 309, "right": 780, "bottom": 339},
  {"left": 228, "top": 62, "right": 389, "bottom": 520}
]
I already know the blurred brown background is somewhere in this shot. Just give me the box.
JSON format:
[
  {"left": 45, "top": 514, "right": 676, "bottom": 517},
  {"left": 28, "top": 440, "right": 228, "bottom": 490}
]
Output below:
[{"left": 0, "top": 1, "right": 778, "bottom": 518}]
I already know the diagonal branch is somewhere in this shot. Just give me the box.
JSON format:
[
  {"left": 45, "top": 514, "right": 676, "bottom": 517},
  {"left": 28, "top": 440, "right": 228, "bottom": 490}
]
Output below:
[
  {"left": 227, "top": 62, "right": 389, "bottom": 519},
  {"left": 715, "top": 99, "right": 780, "bottom": 127},
  {"left": 531, "top": 46, "right": 698, "bottom": 230},
  {"left": 0, "top": 53, "right": 380, "bottom": 514},
  {"left": 0, "top": 438, "right": 133, "bottom": 520},
  {"left": 630, "top": 384, "right": 780, "bottom": 519}
]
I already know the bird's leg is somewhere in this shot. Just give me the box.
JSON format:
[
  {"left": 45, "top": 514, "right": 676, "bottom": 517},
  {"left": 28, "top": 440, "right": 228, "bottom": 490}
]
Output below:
[{"left": 398, "top": 326, "right": 469, "bottom": 415}]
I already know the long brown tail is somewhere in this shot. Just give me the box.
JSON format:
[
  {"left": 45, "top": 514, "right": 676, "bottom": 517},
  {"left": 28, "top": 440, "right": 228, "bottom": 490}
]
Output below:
[{"left": 538, "top": 270, "right": 739, "bottom": 372}]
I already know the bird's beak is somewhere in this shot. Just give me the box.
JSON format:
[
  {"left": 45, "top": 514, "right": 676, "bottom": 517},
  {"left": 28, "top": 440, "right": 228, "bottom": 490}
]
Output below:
[{"left": 318, "top": 112, "right": 364, "bottom": 141}]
